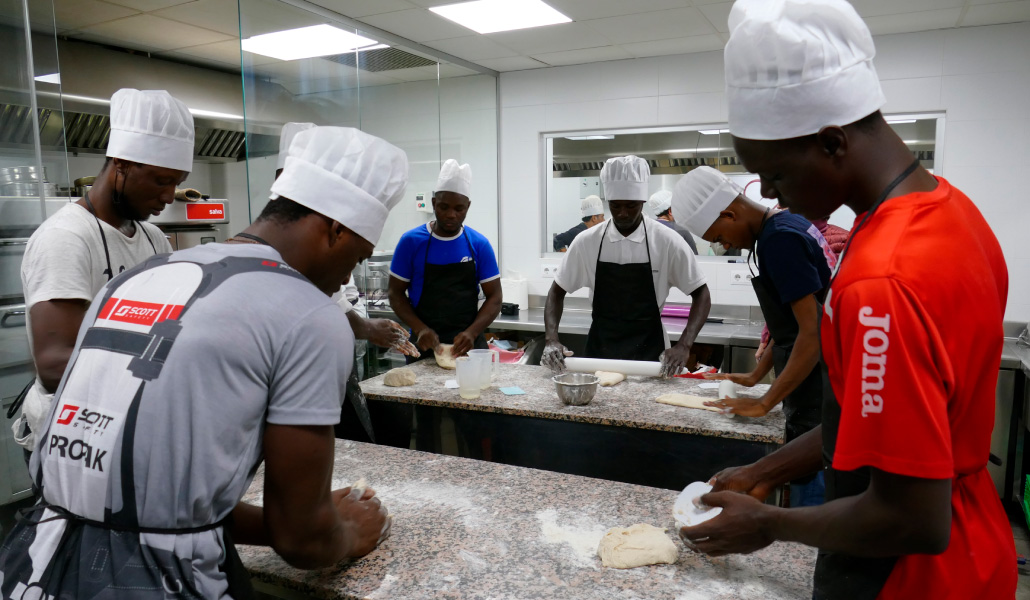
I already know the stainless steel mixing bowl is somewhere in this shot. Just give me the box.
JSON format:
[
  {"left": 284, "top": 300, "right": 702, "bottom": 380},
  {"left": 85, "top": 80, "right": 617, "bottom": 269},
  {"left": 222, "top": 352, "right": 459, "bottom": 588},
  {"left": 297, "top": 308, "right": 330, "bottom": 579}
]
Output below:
[{"left": 552, "top": 372, "right": 600, "bottom": 406}]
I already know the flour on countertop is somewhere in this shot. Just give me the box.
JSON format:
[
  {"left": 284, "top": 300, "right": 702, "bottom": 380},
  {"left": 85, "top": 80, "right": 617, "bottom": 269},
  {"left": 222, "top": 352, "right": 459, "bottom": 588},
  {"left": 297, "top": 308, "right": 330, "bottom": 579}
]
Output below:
[
  {"left": 535, "top": 508, "right": 607, "bottom": 567},
  {"left": 338, "top": 479, "right": 490, "bottom": 527}
]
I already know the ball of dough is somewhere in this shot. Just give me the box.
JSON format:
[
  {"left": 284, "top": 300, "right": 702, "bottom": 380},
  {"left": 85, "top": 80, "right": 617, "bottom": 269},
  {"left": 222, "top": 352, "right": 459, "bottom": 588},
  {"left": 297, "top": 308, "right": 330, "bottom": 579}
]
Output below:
[
  {"left": 595, "top": 371, "right": 626, "bottom": 387},
  {"left": 384, "top": 367, "right": 417, "bottom": 387},
  {"left": 435, "top": 344, "right": 457, "bottom": 369},
  {"left": 597, "top": 523, "right": 678, "bottom": 569}
]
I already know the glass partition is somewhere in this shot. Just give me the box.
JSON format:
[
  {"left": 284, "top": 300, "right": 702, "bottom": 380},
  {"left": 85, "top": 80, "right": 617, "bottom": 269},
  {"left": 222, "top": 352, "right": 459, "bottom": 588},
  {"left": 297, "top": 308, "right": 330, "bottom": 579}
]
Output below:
[
  {"left": 0, "top": 0, "right": 68, "bottom": 505},
  {"left": 543, "top": 115, "right": 942, "bottom": 258},
  {"left": 237, "top": 0, "right": 499, "bottom": 253}
]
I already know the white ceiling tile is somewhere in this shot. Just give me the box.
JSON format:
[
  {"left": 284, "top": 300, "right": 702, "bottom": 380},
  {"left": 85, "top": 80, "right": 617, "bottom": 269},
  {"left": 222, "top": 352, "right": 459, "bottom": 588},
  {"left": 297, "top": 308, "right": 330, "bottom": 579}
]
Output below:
[
  {"left": 862, "top": 9, "right": 963, "bottom": 35},
  {"left": 690, "top": 0, "right": 729, "bottom": 4},
  {"left": 52, "top": 0, "right": 138, "bottom": 30},
  {"left": 405, "top": 0, "right": 458, "bottom": 6},
  {"left": 160, "top": 50, "right": 236, "bottom": 70},
  {"left": 358, "top": 8, "right": 474, "bottom": 42},
  {"left": 621, "top": 34, "right": 724, "bottom": 58},
  {"left": 155, "top": 0, "right": 318, "bottom": 38},
  {"left": 438, "top": 63, "right": 480, "bottom": 78},
  {"left": 104, "top": 0, "right": 194, "bottom": 11},
  {"left": 582, "top": 8, "right": 715, "bottom": 45},
  {"left": 697, "top": 2, "right": 732, "bottom": 33},
  {"left": 424, "top": 35, "right": 519, "bottom": 61},
  {"left": 545, "top": 0, "right": 692, "bottom": 21},
  {"left": 848, "top": 0, "right": 964, "bottom": 18},
  {"left": 304, "top": 0, "right": 417, "bottom": 18},
  {"left": 153, "top": 0, "right": 239, "bottom": 36},
  {"left": 173, "top": 39, "right": 279, "bottom": 67},
  {"left": 961, "top": 1, "right": 1030, "bottom": 27},
  {"left": 476, "top": 56, "right": 549, "bottom": 71},
  {"left": 531, "top": 45, "right": 633, "bottom": 67},
  {"left": 74, "top": 14, "right": 232, "bottom": 51},
  {"left": 486, "top": 22, "right": 610, "bottom": 54}
]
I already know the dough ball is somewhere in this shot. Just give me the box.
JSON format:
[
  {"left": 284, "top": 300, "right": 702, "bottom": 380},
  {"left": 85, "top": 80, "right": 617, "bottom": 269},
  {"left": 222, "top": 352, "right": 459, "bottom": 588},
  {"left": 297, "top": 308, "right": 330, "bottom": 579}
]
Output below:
[
  {"left": 655, "top": 393, "right": 723, "bottom": 413},
  {"left": 597, "top": 523, "right": 678, "bottom": 569},
  {"left": 435, "top": 344, "right": 457, "bottom": 369},
  {"left": 595, "top": 371, "right": 626, "bottom": 387},
  {"left": 384, "top": 367, "right": 417, "bottom": 387}
]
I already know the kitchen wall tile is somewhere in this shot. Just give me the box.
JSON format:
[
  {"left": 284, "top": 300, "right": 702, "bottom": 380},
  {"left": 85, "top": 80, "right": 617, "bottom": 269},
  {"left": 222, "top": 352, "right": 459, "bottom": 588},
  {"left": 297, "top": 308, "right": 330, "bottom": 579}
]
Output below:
[
  {"left": 942, "top": 21, "right": 1030, "bottom": 75},
  {"left": 873, "top": 29, "right": 945, "bottom": 80},
  {"left": 657, "top": 92, "right": 727, "bottom": 125},
  {"left": 657, "top": 50, "right": 724, "bottom": 96},
  {"left": 940, "top": 71, "right": 1030, "bottom": 122},
  {"left": 879, "top": 76, "right": 942, "bottom": 113},
  {"left": 943, "top": 119, "right": 1028, "bottom": 169}
]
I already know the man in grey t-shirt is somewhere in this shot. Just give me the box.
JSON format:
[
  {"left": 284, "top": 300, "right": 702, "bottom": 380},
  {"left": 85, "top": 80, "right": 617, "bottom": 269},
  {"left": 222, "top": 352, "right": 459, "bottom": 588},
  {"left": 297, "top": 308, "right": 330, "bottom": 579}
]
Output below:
[{"left": 0, "top": 127, "right": 409, "bottom": 599}]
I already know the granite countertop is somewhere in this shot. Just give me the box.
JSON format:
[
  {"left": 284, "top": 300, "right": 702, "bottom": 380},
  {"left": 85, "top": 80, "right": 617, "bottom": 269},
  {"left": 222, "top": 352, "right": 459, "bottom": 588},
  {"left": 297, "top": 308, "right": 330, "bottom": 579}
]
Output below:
[
  {"left": 238, "top": 440, "right": 816, "bottom": 600},
  {"left": 361, "top": 362, "right": 785, "bottom": 444},
  {"left": 366, "top": 307, "right": 766, "bottom": 348}
]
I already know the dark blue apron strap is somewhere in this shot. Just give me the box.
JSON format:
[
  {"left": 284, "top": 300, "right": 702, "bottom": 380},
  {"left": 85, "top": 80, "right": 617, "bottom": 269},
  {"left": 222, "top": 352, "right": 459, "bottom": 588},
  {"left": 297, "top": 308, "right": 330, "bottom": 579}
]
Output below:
[{"left": 80, "top": 328, "right": 154, "bottom": 357}]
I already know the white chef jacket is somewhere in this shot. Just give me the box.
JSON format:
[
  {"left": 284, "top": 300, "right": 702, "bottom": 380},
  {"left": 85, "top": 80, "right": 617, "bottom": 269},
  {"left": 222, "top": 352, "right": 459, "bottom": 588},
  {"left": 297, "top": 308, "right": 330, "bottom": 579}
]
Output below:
[{"left": 555, "top": 217, "right": 706, "bottom": 302}]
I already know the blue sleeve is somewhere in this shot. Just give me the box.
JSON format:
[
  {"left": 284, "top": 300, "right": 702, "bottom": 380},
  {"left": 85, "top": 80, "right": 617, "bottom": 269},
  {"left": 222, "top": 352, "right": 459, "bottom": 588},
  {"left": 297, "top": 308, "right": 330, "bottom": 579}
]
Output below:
[
  {"left": 390, "top": 232, "right": 417, "bottom": 281},
  {"left": 474, "top": 234, "right": 500, "bottom": 283},
  {"left": 761, "top": 232, "right": 825, "bottom": 304}
]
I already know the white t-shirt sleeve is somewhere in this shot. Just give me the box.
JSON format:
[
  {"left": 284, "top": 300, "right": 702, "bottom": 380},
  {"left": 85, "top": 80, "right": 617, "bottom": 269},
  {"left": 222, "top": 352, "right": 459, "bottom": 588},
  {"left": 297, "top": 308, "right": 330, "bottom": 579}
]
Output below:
[
  {"left": 666, "top": 231, "right": 707, "bottom": 295},
  {"left": 555, "top": 229, "right": 597, "bottom": 293},
  {"left": 267, "top": 303, "right": 352, "bottom": 426},
  {"left": 22, "top": 226, "right": 95, "bottom": 308}
]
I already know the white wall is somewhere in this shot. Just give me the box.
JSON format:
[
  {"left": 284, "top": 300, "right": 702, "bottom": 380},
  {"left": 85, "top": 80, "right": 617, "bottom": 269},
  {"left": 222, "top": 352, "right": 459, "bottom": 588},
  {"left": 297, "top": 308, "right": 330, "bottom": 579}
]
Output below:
[{"left": 499, "top": 22, "right": 1030, "bottom": 321}]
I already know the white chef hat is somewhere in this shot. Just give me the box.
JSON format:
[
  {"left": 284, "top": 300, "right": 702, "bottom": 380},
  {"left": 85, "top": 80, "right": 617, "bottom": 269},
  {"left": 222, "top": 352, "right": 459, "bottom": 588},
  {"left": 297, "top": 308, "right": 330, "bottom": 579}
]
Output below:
[
  {"left": 107, "top": 89, "right": 195, "bottom": 173},
  {"left": 270, "top": 126, "right": 409, "bottom": 245},
  {"left": 581, "top": 194, "right": 603, "bottom": 218},
  {"left": 277, "top": 122, "right": 315, "bottom": 170},
  {"left": 435, "top": 159, "right": 472, "bottom": 198},
  {"left": 672, "top": 167, "right": 743, "bottom": 238},
  {"left": 725, "top": 0, "right": 885, "bottom": 140},
  {"left": 600, "top": 156, "right": 649, "bottom": 201},
  {"left": 647, "top": 190, "right": 672, "bottom": 217}
]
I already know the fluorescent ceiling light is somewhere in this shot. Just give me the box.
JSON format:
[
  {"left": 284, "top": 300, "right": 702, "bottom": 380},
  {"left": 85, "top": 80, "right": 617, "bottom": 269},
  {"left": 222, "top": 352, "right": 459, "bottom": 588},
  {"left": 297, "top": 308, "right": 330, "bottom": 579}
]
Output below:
[
  {"left": 359, "top": 44, "right": 390, "bottom": 51},
  {"left": 887, "top": 119, "right": 916, "bottom": 124},
  {"left": 565, "top": 135, "right": 614, "bottom": 140},
  {"left": 34, "top": 73, "right": 61, "bottom": 84},
  {"left": 699, "top": 129, "right": 729, "bottom": 135},
  {"left": 189, "top": 108, "right": 243, "bottom": 120},
  {"left": 242, "top": 24, "right": 378, "bottom": 61},
  {"left": 431, "top": 0, "right": 571, "bottom": 34}
]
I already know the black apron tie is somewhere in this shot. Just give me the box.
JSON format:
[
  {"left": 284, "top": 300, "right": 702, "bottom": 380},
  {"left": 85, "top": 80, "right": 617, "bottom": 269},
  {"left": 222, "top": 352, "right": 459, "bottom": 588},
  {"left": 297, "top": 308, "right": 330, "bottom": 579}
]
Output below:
[{"left": 584, "top": 220, "right": 666, "bottom": 361}]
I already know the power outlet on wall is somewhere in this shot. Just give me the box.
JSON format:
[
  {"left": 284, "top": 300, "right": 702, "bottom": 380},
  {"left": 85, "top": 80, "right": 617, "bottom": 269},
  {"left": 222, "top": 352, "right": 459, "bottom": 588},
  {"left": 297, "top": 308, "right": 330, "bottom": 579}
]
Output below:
[
  {"left": 541, "top": 264, "right": 560, "bottom": 279},
  {"left": 729, "top": 270, "right": 754, "bottom": 286}
]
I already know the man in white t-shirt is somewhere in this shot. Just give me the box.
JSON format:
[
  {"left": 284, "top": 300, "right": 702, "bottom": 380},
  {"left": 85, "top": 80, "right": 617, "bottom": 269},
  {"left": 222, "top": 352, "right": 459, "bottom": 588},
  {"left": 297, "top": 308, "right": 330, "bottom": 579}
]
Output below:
[
  {"left": 542, "top": 155, "right": 712, "bottom": 377},
  {"left": 12, "top": 88, "right": 192, "bottom": 452}
]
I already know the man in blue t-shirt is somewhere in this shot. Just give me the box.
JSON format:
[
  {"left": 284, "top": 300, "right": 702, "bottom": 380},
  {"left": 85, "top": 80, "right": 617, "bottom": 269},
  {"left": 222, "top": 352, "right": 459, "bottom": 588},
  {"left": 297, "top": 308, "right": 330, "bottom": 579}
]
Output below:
[
  {"left": 673, "top": 166, "right": 833, "bottom": 507},
  {"left": 388, "top": 159, "right": 502, "bottom": 359}
]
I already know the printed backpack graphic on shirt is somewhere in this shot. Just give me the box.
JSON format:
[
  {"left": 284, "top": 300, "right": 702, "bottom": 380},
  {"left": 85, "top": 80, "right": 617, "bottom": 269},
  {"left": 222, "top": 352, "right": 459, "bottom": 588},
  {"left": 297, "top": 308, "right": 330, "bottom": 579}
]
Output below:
[{"left": 39, "top": 262, "right": 205, "bottom": 520}]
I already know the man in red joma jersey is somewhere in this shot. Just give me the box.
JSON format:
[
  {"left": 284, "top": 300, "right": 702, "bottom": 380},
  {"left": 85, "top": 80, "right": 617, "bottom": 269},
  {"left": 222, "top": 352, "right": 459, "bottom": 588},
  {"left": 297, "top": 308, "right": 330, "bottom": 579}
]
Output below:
[{"left": 679, "top": 1, "right": 1017, "bottom": 599}]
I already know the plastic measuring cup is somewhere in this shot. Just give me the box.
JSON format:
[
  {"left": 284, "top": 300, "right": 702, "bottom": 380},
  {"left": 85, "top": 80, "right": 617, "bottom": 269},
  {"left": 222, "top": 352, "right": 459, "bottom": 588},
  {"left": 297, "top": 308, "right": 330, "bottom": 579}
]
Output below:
[
  {"left": 467, "top": 348, "right": 499, "bottom": 389},
  {"left": 455, "top": 357, "right": 481, "bottom": 399}
]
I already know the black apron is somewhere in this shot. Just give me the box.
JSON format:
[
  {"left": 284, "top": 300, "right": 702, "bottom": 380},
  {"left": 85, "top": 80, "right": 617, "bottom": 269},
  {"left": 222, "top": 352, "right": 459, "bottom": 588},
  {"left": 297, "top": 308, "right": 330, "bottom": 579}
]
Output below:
[
  {"left": 750, "top": 217, "right": 825, "bottom": 447},
  {"left": 812, "top": 159, "right": 922, "bottom": 600},
  {"left": 412, "top": 227, "right": 487, "bottom": 350},
  {"left": 584, "top": 220, "right": 666, "bottom": 361}
]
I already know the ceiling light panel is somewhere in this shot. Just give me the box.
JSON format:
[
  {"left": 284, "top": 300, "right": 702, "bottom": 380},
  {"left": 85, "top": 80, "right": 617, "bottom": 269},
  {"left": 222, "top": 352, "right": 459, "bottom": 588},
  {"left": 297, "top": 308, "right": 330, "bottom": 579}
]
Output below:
[
  {"left": 430, "top": 0, "right": 572, "bottom": 34},
  {"left": 241, "top": 24, "right": 379, "bottom": 61}
]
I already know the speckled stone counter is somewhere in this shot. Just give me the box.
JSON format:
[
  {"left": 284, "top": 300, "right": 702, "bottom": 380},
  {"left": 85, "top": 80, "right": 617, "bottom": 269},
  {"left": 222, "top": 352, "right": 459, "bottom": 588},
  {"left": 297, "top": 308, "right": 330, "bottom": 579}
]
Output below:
[
  {"left": 239, "top": 440, "right": 816, "bottom": 600},
  {"left": 361, "top": 362, "right": 785, "bottom": 445}
]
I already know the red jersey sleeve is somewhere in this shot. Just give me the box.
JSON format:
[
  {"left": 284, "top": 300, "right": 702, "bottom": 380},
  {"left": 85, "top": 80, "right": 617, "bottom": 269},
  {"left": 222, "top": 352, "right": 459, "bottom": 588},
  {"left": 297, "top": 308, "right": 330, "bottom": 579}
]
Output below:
[{"left": 829, "top": 277, "right": 954, "bottom": 479}]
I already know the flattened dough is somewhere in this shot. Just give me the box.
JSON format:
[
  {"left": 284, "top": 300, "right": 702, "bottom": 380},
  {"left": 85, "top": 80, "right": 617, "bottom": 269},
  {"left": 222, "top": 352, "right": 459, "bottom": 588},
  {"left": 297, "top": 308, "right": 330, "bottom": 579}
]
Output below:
[
  {"left": 595, "top": 371, "right": 626, "bottom": 387},
  {"left": 383, "top": 367, "right": 416, "bottom": 387},
  {"left": 655, "top": 393, "right": 723, "bottom": 413},
  {"left": 435, "top": 344, "right": 456, "bottom": 369},
  {"left": 597, "top": 523, "right": 678, "bottom": 569}
]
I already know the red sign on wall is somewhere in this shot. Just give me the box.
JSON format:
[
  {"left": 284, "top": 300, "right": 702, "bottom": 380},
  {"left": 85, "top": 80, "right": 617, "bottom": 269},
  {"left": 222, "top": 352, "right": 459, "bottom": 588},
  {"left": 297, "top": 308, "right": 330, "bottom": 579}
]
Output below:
[{"left": 185, "top": 203, "right": 225, "bottom": 221}]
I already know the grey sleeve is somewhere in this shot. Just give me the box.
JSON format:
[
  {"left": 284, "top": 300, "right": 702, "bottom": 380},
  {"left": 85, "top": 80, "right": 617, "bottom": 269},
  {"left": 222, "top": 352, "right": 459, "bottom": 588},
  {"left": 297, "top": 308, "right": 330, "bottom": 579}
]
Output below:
[{"left": 267, "top": 304, "right": 353, "bottom": 426}]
